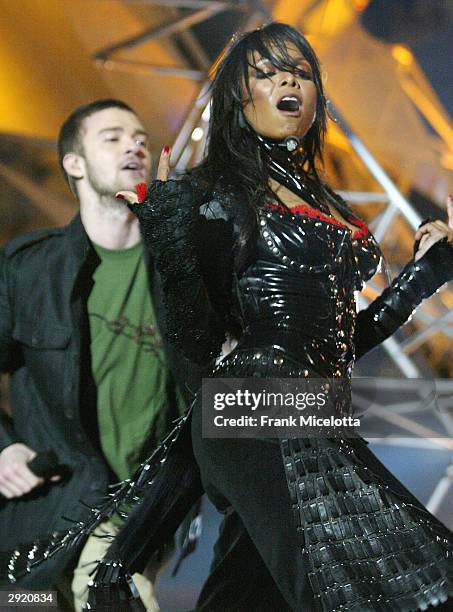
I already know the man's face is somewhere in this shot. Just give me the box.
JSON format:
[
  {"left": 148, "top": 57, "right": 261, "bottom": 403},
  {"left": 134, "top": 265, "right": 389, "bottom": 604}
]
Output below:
[{"left": 79, "top": 107, "right": 152, "bottom": 198}]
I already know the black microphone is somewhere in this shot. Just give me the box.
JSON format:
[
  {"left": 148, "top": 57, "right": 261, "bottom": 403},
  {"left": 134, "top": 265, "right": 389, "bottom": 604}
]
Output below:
[
  {"left": 0, "top": 450, "right": 60, "bottom": 502},
  {"left": 27, "top": 450, "right": 59, "bottom": 479}
]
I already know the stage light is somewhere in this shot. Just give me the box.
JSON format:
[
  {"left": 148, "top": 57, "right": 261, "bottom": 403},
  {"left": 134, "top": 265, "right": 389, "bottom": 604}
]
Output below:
[{"left": 191, "top": 127, "right": 204, "bottom": 142}]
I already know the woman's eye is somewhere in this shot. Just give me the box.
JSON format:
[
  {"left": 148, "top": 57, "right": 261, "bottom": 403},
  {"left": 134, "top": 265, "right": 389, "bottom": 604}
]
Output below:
[
  {"left": 255, "top": 69, "right": 276, "bottom": 79},
  {"left": 295, "top": 68, "right": 312, "bottom": 80},
  {"left": 105, "top": 137, "right": 119, "bottom": 142}
]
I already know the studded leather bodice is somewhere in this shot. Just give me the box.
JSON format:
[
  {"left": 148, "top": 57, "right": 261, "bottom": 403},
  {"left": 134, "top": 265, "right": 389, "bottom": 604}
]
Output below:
[{"left": 232, "top": 203, "right": 381, "bottom": 379}]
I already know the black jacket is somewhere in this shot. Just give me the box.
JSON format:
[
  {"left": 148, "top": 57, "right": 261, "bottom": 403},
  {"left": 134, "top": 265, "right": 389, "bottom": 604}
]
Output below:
[{"left": 0, "top": 214, "right": 197, "bottom": 588}]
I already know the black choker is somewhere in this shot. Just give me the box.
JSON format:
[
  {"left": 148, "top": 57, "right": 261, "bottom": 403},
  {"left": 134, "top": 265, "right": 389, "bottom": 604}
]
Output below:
[{"left": 254, "top": 133, "right": 330, "bottom": 215}]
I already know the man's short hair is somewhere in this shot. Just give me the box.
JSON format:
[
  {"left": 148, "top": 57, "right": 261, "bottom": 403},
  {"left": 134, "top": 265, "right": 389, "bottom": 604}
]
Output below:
[{"left": 58, "top": 99, "right": 135, "bottom": 195}]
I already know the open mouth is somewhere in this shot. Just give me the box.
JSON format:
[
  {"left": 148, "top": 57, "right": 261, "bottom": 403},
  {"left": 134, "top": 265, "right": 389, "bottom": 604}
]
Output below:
[
  {"left": 276, "top": 95, "right": 301, "bottom": 112},
  {"left": 121, "top": 161, "right": 143, "bottom": 171}
]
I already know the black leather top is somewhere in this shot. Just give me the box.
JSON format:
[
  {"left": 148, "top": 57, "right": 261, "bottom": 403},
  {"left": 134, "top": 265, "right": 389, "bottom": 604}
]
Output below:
[{"left": 226, "top": 202, "right": 381, "bottom": 378}]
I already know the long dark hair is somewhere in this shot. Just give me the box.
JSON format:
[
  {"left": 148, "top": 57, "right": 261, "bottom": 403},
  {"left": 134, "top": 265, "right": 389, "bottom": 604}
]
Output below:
[{"left": 191, "top": 23, "right": 327, "bottom": 207}]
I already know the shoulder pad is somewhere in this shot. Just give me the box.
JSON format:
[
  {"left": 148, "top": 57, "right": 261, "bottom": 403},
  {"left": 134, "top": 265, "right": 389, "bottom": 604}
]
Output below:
[{"left": 4, "top": 227, "right": 62, "bottom": 258}]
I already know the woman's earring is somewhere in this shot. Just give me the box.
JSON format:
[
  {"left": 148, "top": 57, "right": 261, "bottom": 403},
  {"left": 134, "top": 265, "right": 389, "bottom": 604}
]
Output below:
[{"left": 325, "top": 99, "right": 337, "bottom": 123}]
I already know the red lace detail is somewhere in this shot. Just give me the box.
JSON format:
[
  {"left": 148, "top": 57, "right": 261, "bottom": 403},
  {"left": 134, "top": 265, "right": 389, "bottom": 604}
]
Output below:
[
  {"left": 268, "top": 202, "right": 369, "bottom": 239},
  {"left": 135, "top": 183, "right": 148, "bottom": 204}
]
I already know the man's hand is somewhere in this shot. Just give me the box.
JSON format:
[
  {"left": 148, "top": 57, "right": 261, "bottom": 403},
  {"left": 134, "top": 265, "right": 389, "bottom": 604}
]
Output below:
[
  {"left": 414, "top": 195, "right": 453, "bottom": 261},
  {"left": 116, "top": 145, "right": 171, "bottom": 204},
  {"left": 0, "top": 443, "right": 44, "bottom": 499}
]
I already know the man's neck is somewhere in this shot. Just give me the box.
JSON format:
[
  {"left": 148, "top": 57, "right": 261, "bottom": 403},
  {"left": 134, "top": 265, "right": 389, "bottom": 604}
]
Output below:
[{"left": 79, "top": 195, "right": 141, "bottom": 250}]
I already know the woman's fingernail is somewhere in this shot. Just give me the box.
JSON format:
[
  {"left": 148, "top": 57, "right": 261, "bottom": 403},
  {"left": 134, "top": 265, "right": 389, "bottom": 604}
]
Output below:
[
  {"left": 163, "top": 145, "right": 171, "bottom": 155},
  {"left": 135, "top": 183, "right": 147, "bottom": 204},
  {"left": 116, "top": 193, "right": 125, "bottom": 200}
]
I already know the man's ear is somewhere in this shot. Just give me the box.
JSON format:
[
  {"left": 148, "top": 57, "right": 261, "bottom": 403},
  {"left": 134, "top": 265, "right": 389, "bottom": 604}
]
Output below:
[{"left": 62, "top": 153, "right": 84, "bottom": 180}]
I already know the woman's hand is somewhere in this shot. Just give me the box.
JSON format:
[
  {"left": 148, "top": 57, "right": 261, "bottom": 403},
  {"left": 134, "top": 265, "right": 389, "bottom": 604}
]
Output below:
[
  {"left": 116, "top": 146, "right": 171, "bottom": 204},
  {"left": 414, "top": 195, "right": 453, "bottom": 261}
]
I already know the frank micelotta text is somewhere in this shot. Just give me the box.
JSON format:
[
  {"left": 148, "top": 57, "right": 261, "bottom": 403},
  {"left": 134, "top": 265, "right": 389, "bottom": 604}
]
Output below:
[{"left": 213, "top": 415, "right": 360, "bottom": 428}]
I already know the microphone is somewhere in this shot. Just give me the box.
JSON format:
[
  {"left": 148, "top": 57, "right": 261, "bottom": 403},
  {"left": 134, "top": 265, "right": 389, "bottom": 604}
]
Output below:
[
  {"left": 0, "top": 450, "right": 59, "bottom": 502},
  {"left": 27, "top": 450, "right": 59, "bottom": 479}
]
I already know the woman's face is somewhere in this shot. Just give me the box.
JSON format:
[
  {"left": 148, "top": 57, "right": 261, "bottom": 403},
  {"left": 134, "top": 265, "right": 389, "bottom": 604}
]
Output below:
[{"left": 242, "top": 43, "right": 318, "bottom": 141}]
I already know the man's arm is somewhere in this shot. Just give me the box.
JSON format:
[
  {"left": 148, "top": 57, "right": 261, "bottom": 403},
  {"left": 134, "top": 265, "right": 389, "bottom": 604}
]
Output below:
[
  {"left": 0, "top": 250, "right": 19, "bottom": 451},
  {"left": 0, "top": 250, "right": 48, "bottom": 498},
  {"left": 0, "top": 250, "right": 16, "bottom": 375},
  {"left": 0, "top": 410, "right": 20, "bottom": 452}
]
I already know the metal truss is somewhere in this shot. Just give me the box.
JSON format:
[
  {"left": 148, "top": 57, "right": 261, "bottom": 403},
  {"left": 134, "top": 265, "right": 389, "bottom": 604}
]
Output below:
[
  {"left": 92, "top": 0, "right": 269, "bottom": 79},
  {"left": 0, "top": 160, "right": 75, "bottom": 226},
  {"left": 332, "top": 107, "right": 453, "bottom": 376}
]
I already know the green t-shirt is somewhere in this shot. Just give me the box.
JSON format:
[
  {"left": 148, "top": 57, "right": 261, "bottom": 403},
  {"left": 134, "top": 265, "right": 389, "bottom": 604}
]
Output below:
[{"left": 88, "top": 241, "right": 183, "bottom": 480}]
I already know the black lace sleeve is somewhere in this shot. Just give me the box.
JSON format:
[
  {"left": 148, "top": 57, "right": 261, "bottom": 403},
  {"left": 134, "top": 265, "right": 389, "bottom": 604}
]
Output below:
[
  {"left": 132, "top": 179, "right": 233, "bottom": 365},
  {"left": 354, "top": 239, "right": 453, "bottom": 360}
]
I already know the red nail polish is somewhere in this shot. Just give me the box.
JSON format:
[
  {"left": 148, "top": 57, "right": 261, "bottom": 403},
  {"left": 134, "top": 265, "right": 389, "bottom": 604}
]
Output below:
[
  {"left": 116, "top": 193, "right": 125, "bottom": 200},
  {"left": 163, "top": 145, "right": 171, "bottom": 155},
  {"left": 135, "top": 183, "right": 147, "bottom": 204}
]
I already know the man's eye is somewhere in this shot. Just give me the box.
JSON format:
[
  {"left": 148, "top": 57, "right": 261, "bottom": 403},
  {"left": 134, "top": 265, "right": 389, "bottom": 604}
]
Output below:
[
  {"left": 136, "top": 139, "right": 147, "bottom": 147},
  {"left": 105, "top": 137, "right": 119, "bottom": 142}
]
